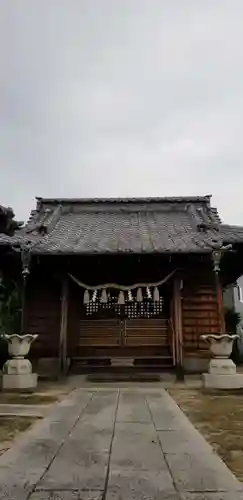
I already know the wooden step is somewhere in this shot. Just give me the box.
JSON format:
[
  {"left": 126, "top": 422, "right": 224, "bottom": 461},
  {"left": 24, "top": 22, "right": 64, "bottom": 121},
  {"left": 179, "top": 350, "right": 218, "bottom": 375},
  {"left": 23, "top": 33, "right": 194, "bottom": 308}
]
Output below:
[
  {"left": 86, "top": 373, "right": 162, "bottom": 382},
  {"left": 69, "top": 355, "right": 174, "bottom": 374}
]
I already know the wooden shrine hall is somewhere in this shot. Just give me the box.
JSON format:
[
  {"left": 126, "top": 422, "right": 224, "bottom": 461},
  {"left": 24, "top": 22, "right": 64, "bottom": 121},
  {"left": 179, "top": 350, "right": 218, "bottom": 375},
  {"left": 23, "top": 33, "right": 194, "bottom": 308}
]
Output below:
[{"left": 1, "top": 195, "right": 243, "bottom": 375}]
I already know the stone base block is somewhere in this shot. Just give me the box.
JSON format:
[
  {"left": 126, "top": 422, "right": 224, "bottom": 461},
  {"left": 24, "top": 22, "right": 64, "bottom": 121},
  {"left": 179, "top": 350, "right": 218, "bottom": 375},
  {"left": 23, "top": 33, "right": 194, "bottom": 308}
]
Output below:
[
  {"left": 202, "top": 372, "right": 243, "bottom": 389},
  {"left": 2, "top": 373, "right": 38, "bottom": 391},
  {"left": 3, "top": 358, "right": 32, "bottom": 375},
  {"left": 209, "top": 358, "right": 236, "bottom": 375}
]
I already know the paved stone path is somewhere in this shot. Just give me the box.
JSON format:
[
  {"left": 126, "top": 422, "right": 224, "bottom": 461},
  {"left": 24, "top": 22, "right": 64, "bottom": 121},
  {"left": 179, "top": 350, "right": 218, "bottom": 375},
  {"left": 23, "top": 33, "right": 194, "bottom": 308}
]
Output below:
[{"left": 0, "top": 388, "right": 242, "bottom": 499}]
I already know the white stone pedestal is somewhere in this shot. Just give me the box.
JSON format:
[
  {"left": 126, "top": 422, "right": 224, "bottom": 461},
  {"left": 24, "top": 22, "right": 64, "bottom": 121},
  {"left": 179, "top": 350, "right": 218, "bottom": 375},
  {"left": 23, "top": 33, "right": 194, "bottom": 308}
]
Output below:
[
  {"left": 2, "top": 373, "right": 38, "bottom": 390},
  {"left": 202, "top": 358, "right": 243, "bottom": 389},
  {"left": 209, "top": 358, "right": 236, "bottom": 375},
  {"left": 2, "top": 358, "right": 38, "bottom": 391}
]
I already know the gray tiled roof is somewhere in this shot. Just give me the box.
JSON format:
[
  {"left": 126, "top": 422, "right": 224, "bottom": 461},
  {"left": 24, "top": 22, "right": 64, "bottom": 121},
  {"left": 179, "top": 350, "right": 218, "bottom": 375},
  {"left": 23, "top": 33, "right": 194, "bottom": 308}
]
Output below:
[
  {"left": 0, "top": 196, "right": 243, "bottom": 254},
  {"left": 219, "top": 224, "right": 243, "bottom": 244}
]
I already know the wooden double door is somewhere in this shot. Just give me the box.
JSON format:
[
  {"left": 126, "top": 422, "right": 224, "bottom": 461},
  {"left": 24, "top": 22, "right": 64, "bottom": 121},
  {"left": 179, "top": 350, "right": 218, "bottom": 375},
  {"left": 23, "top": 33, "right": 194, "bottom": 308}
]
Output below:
[{"left": 78, "top": 316, "right": 170, "bottom": 358}]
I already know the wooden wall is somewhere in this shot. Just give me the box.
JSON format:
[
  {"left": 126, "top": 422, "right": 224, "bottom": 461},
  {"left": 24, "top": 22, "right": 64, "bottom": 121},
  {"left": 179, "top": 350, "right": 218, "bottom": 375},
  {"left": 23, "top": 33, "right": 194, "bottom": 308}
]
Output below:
[
  {"left": 21, "top": 254, "right": 221, "bottom": 364},
  {"left": 23, "top": 272, "right": 61, "bottom": 358},
  {"left": 66, "top": 278, "right": 171, "bottom": 359},
  {"left": 67, "top": 280, "right": 81, "bottom": 358},
  {"left": 182, "top": 269, "right": 220, "bottom": 358}
]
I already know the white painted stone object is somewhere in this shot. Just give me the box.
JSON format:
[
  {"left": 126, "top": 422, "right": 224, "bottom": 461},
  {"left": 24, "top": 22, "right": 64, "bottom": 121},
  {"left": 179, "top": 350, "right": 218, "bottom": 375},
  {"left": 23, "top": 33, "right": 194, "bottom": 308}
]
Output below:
[
  {"left": 2, "top": 334, "right": 38, "bottom": 391},
  {"left": 201, "top": 334, "right": 243, "bottom": 389}
]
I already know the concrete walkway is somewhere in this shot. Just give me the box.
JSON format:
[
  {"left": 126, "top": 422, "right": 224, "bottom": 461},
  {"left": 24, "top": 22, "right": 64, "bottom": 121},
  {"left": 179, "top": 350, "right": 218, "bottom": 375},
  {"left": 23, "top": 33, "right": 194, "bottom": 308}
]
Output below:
[{"left": 0, "top": 388, "right": 242, "bottom": 499}]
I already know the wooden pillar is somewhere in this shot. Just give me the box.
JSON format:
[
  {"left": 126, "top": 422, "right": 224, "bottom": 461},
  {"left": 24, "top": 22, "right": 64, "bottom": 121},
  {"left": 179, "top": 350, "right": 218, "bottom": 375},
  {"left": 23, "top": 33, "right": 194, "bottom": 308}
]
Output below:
[
  {"left": 59, "top": 276, "right": 69, "bottom": 375},
  {"left": 215, "top": 273, "right": 226, "bottom": 333},
  {"left": 212, "top": 249, "right": 226, "bottom": 334},
  {"left": 173, "top": 276, "right": 184, "bottom": 377}
]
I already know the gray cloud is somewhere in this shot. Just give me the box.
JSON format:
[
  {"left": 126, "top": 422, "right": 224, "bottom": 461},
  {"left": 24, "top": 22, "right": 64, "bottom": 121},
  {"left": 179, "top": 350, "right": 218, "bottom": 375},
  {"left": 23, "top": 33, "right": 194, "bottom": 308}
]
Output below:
[{"left": 0, "top": 0, "right": 243, "bottom": 223}]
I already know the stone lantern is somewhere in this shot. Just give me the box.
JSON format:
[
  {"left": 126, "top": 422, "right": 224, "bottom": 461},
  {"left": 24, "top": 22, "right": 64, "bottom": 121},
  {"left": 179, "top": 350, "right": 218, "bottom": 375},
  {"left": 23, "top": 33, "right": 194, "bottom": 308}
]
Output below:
[
  {"left": 1, "top": 242, "right": 38, "bottom": 390},
  {"left": 2, "top": 334, "right": 38, "bottom": 390},
  {"left": 201, "top": 334, "right": 243, "bottom": 389}
]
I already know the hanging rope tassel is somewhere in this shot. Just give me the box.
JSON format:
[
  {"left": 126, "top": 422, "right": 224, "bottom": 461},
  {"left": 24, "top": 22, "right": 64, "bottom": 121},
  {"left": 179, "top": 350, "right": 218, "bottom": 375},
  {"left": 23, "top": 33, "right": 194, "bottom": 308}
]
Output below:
[
  {"left": 128, "top": 290, "right": 133, "bottom": 301},
  {"left": 153, "top": 286, "right": 160, "bottom": 302},
  {"left": 118, "top": 291, "right": 125, "bottom": 305},
  {"left": 83, "top": 289, "right": 90, "bottom": 304},
  {"left": 136, "top": 288, "right": 143, "bottom": 302},
  {"left": 100, "top": 288, "right": 108, "bottom": 303}
]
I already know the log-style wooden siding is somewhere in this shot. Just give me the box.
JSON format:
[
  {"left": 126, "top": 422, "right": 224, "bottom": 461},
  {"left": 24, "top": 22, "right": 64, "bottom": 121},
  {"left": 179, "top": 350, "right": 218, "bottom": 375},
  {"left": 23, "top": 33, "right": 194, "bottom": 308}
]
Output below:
[{"left": 182, "top": 277, "right": 220, "bottom": 356}]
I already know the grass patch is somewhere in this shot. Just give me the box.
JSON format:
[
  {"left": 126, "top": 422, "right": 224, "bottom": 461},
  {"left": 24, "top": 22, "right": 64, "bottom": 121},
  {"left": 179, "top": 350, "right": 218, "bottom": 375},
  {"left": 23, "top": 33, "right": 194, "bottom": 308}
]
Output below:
[
  {"left": 169, "top": 388, "right": 243, "bottom": 482},
  {"left": 0, "top": 416, "right": 38, "bottom": 456}
]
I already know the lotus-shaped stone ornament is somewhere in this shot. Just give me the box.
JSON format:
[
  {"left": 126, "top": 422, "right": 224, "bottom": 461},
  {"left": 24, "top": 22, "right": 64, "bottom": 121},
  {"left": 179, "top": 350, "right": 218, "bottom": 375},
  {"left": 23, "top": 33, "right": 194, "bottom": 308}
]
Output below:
[
  {"left": 2, "top": 334, "right": 38, "bottom": 358},
  {"left": 201, "top": 334, "right": 238, "bottom": 359}
]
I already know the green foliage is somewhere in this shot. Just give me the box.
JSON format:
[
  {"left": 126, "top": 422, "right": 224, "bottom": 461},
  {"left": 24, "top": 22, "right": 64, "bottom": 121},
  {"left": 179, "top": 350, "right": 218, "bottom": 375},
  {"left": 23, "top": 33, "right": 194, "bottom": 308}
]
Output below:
[
  {"left": 0, "top": 204, "right": 23, "bottom": 236},
  {"left": 224, "top": 307, "right": 242, "bottom": 334},
  {"left": 0, "top": 277, "right": 22, "bottom": 335},
  {"left": 224, "top": 307, "right": 242, "bottom": 364}
]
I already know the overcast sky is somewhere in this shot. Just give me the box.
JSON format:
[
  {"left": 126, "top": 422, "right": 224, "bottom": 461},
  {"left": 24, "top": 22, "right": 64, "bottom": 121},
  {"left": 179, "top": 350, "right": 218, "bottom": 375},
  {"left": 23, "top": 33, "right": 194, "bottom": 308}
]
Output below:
[{"left": 0, "top": 1, "right": 243, "bottom": 223}]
